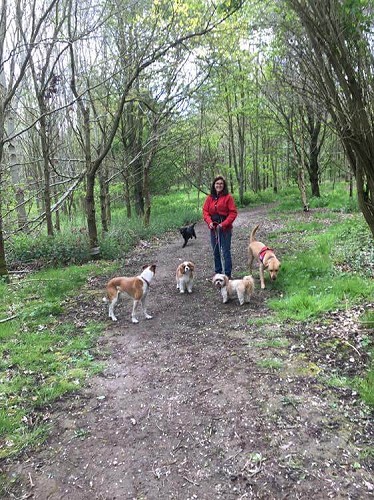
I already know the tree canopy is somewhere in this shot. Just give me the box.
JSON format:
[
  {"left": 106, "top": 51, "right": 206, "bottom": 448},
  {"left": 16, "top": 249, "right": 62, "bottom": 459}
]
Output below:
[{"left": 1, "top": 0, "right": 373, "bottom": 275}]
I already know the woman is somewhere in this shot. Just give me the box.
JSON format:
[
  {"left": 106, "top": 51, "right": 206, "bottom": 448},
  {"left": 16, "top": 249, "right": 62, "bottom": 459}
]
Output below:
[{"left": 203, "top": 175, "right": 238, "bottom": 279}]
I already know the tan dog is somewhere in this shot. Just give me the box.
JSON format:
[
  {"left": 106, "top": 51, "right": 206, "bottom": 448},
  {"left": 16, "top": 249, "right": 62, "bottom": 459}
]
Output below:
[
  {"left": 212, "top": 273, "right": 254, "bottom": 305},
  {"left": 105, "top": 264, "right": 156, "bottom": 323},
  {"left": 176, "top": 261, "right": 195, "bottom": 294},
  {"left": 248, "top": 224, "right": 280, "bottom": 289}
]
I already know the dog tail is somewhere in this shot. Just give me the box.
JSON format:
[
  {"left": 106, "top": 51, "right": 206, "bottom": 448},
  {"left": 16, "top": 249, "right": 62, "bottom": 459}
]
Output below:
[
  {"left": 243, "top": 275, "right": 255, "bottom": 290},
  {"left": 250, "top": 224, "right": 260, "bottom": 243}
]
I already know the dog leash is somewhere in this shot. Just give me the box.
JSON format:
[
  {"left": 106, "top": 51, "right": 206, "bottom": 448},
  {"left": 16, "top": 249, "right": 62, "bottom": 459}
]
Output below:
[{"left": 214, "top": 225, "right": 225, "bottom": 275}]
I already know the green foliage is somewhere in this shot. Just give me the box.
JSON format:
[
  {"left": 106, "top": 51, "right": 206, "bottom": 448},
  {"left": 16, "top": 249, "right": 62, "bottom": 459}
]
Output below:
[
  {"left": 8, "top": 232, "right": 91, "bottom": 267},
  {"left": 268, "top": 214, "right": 374, "bottom": 321},
  {"left": 0, "top": 264, "right": 108, "bottom": 460},
  {"left": 330, "top": 218, "right": 374, "bottom": 278},
  {"left": 275, "top": 182, "right": 360, "bottom": 213},
  {"left": 354, "top": 310, "right": 374, "bottom": 407},
  {"left": 355, "top": 370, "right": 374, "bottom": 407},
  {"left": 100, "top": 192, "right": 201, "bottom": 259},
  {"left": 5, "top": 182, "right": 365, "bottom": 268},
  {"left": 307, "top": 182, "right": 359, "bottom": 212},
  {"left": 359, "top": 310, "right": 374, "bottom": 329},
  {"left": 253, "top": 338, "right": 289, "bottom": 348},
  {"left": 239, "top": 188, "right": 277, "bottom": 207},
  {"left": 322, "top": 374, "right": 352, "bottom": 389},
  {"left": 6, "top": 191, "right": 202, "bottom": 266},
  {"left": 256, "top": 358, "right": 284, "bottom": 370}
]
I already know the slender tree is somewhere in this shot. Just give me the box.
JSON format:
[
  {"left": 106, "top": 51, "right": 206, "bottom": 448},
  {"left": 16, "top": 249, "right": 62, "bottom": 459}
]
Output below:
[
  {"left": 281, "top": 0, "right": 374, "bottom": 235},
  {"left": 0, "top": 0, "right": 60, "bottom": 277}
]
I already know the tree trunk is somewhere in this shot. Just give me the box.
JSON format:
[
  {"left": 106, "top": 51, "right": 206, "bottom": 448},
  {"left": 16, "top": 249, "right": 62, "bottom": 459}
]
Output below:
[
  {"left": 133, "top": 155, "right": 144, "bottom": 217},
  {"left": 123, "top": 172, "right": 132, "bottom": 218},
  {"left": 307, "top": 110, "right": 322, "bottom": 197},
  {"left": 297, "top": 164, "right": 308, "bottom": 211},
  {"left": 271, "top": 156, "right": 278, "bottom": 193},
  {"left": 52, "top": 172, "right": 61, "bottom": 232},
  {"left": 99, "top": 167, "right": 109, "bottom": 234},
  {"left": 345, "top": 145, "right": 374, "bottom": 237},
  {"left": 0, "top": 143, "right": 9, "bottom": 279},
  {"left": 224, "top": 85, "right": 239, "bottom": 195},
  {"left": 8, "top": 131, "right": 28, "bottom": 230},
  {"left": 86, "top": 171, "right": 100, "bottom": 257},
  {"left": 143, "top": 168, "right": 151, "bottom": 227},
  {"left": 38, "top": 105, "right": 54, "bottom": 237}
]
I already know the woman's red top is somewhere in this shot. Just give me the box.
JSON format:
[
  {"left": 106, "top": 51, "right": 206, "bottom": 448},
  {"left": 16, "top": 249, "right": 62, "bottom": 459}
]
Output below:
[{"left": 203, "top": 193, "right": 238, "bottom": 231}]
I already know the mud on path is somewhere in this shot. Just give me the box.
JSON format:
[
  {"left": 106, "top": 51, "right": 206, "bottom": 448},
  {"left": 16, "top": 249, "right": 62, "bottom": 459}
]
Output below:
[{"left": 4, "top": 205, "right": 373, "bottom": 499}]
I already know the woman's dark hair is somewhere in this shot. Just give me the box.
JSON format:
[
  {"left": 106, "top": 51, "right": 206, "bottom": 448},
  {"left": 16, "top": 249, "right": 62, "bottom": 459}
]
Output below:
[{"left": 210, "top": 175, "right": 229, "bottom": 196}]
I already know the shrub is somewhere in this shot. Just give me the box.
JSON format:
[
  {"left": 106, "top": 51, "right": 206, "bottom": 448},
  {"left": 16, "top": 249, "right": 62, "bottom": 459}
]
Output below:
[{"left": 8, "top": 233, "right": 91, "bottom": 268}]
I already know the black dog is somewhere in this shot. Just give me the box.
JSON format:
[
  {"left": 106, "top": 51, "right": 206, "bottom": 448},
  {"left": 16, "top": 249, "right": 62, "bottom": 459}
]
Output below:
[{"left": 179, "top": 223, "right": 197, "bottom": 248}]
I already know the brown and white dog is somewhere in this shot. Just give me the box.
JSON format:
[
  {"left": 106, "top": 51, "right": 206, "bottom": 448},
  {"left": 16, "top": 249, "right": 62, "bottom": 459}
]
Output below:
[
  {"left": 176, "top": 260, "right": 195, "bottom": 294},
  {"left": 105, "top": 264, "right": 156, "bottom": 323},
  {"left": 248, "top": 224, "right": 281, "bottom": 289},
  {"left": 212, "top": 273, "right": 254, "bottom": 305}
]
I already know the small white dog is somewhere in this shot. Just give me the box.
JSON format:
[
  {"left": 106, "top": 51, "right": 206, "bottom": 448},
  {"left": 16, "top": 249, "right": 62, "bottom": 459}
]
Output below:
[
  {"left": 176, "top": 261, "right": 195, "bottom": 294},
  {"left": 105, "top": 264, "right": 156, "bottom": 323},
  {"left": 212, "top": 273, "right": 254, "bottom": 305}
]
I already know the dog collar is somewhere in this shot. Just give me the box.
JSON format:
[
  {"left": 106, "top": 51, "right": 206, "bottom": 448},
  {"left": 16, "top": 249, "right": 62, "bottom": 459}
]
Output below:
[
  {"left": 141, "top": 277, "right": 150, "bottom": 287},
  {"left": 259, "top": 246, "right": 273, "bottom": 262}
]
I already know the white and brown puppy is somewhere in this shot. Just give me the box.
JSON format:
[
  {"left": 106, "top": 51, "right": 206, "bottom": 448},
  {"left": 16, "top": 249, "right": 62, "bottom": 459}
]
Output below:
[
  {"left": 212, "top": 273, "right": 254, "bottom": 306},
  {"left": 105, "top": 264, "right": 156, "bottom": 323},
  {"left": 176, "top": 260, "right": 195, "bottom": 294},
  {"left": 248, "top": 224, "right": 281, "bottom": 289}
]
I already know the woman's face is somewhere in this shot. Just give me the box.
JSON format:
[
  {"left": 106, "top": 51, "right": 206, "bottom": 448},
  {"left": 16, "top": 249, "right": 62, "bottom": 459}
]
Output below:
[{"left": 214, "top": 179, "right": 224, "bottom": 194}]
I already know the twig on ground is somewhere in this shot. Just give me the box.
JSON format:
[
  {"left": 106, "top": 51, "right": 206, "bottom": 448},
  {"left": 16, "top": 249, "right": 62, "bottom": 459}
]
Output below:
[
  {"left": 341, "top": 340, "right": 361, "bottom": 357},
  {"left": 0, "top": 315, "right": 17, "bottom": 323},
  {"left": 224, "top": 449, "right": 243, "bottom": 463},
  {"left": 28, "top": 472, "right": 34, "bottom": 488},
  {"left": 182, "top": 475, "right": 200, "bottom": 486}
]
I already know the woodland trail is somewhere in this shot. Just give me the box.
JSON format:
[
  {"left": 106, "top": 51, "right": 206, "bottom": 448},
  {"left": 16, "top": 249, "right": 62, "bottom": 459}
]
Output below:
[{"left": 3, "top": 204, "right": 373, "bottom": 499}]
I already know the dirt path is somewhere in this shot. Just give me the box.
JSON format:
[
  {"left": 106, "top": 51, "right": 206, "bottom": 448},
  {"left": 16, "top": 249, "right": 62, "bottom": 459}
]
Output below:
[{"left": 4, "top": 206, "right": 373, "bottom": 499}]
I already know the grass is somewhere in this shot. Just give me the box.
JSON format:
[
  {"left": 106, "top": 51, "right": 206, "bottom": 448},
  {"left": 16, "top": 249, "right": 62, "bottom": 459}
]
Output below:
[
  {"left": 0, "top": 263, "right": 113, "bottom": 460},
  {"left": 264, "top": 206, "right": 374, "bottom": 407},
  {"left": 355, "top": 369, "right": 374, "bottom": 407},
  {"left": 267, "top": 216, "right": 374, "bottom": 321},
  {"left": 253, "top": 338, "right": 289, "bottom": 348},
  {"left": 256, "top": 358, "right": 284, "bottom": 370}
]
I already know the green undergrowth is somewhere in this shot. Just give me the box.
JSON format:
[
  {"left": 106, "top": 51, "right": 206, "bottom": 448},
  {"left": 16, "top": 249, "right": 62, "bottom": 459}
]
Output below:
[
  {"left": 0, "top": 262, "right": 115, "bottom": 460},
  {"left": 7, "top": 192, "right": 202, "bottom": 267},
  {"left": 268, "top": 215, "right": 374, "bottom": 321},
  {"left": 264, "top": 213, "right": 373, "bottom": 407}
]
